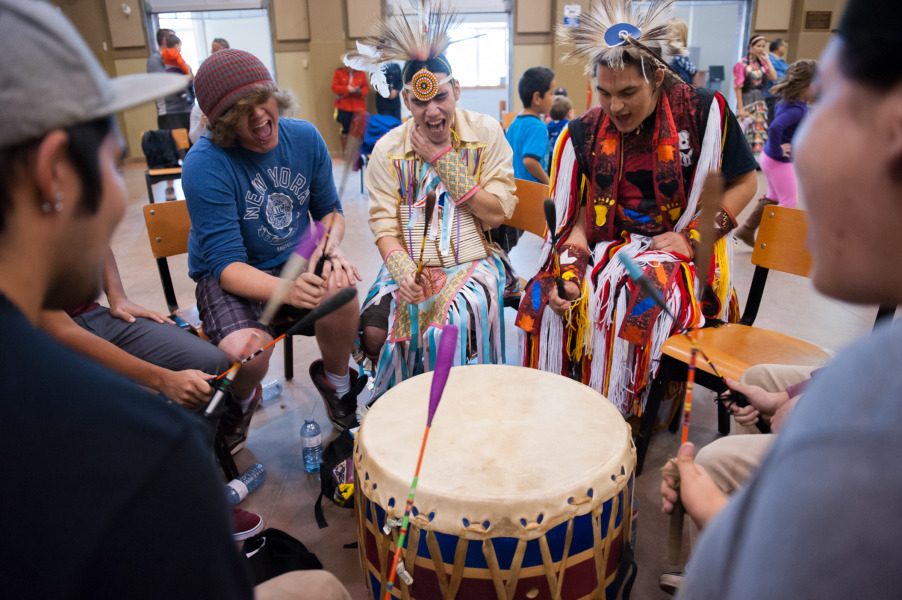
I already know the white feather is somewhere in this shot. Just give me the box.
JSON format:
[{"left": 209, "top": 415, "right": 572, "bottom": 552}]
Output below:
[
  {"left": 371, "top": 67, "right": 390, "bottom": 97},
  {"left": 356, "top": 41, "right": 382, "bottom": 59}
]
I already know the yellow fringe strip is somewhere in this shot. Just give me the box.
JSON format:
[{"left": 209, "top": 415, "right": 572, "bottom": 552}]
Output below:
[
  {"left": 711, "top": 237, "right": 731, "bottom": 318},
  {"left": 566, "top": 280, "right": 592, "bottom": 363}
]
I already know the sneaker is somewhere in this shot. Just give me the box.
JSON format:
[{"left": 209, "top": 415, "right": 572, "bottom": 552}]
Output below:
[
  {"left": 164, "top": 185, "right": 177, "bottom": 202},
  {"left": 220, "top": 386, "right": 262, "bottom": 455},
  {"left": 309, "top": 360, "right": 367, "bottom": 431},
  {"left": 232, "top": 507, "right": 262, "bottom": 541},
  {"left": 659, "top": 571, "right": 683, "bottom": 596}
]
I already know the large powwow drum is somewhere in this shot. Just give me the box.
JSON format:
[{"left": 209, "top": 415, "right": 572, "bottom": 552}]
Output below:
[{"left": 355, "top": 364, "right": 636, "bottom": 599}]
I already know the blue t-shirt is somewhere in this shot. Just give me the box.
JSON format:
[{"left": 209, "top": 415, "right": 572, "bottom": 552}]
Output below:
[
  {"left": 506, "top": 114, "right": 548, "bottom": 182},
  {"left": 765, "top": 53, "right": 789, "bottom": 95},
  {"left": 183, "top": 118, "right": 340, "bottom": 282}
]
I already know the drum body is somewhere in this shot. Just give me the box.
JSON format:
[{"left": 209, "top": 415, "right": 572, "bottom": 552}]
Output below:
[{"left": 354, "top": 365, "right": 636, "bottom": 600}]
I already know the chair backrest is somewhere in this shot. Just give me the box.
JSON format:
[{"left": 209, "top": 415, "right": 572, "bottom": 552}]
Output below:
[
  {"left": 171, "top": 128, "right": 190, "bottom": 150},
  {"left": 504, "top": 178, "right": 549, "bottom": 239},
  {"left": 740, "top": 205, "right": 811, "bottom": 326},
  {"left": 750, "top": 205, "right": 811, "bottom": 277},
  {"left": 143, "top": 200, "right": 190, "bottom": 259},
  {"left": 501, "top": 111, "right": 517, "bottom": 131}
]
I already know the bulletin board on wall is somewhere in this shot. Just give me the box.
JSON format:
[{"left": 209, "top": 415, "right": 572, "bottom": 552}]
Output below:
[
  {"left": 516, "top": 0, "right": 552, "bottom": 33},
  {"left": 347, "top": 0, "right": 382, "bottom": 38},
  {"left": 272, "top": 0, "right": 310, "bottom": 41},
  {"left": 106, "top": 0, "right": 146, "bottom": 48},
  {"left": 754, "top": 0, "right": 793, "bottom": 30}
]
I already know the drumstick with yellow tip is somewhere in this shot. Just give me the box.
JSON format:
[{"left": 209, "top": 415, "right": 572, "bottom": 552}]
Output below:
[{"left": 383, "top": 324, "right": 458, "bottom": 600}]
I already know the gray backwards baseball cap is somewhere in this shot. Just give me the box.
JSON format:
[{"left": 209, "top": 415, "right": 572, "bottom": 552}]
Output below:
[{"left": 0, "top": 0, "right": 189, "bottom": 148}]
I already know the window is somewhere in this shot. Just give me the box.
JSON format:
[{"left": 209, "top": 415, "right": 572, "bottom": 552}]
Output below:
[{"left": 156, "top": 9, "right": 275, "bottom": 78}]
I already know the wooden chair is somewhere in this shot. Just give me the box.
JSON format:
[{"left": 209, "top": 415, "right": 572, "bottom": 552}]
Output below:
[
  {"left": 501, "top": 111, "right": 517, "bottom": 131},
  {"left": 634, "top": 206, "right": 834, "bottom": 474},
  {"left": 143, "top": 128, "right": 190, "bottom": 204},
  {"left": 501, "top": 178, "right": 549, "bottom": 309},
  {"left": 142, "top": 201, "right": 300, "bottom": 380}
]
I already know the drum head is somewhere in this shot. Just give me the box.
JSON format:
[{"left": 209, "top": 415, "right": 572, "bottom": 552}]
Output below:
[{"left": 356, "top": 365, "right": 636, "bottom": 539}]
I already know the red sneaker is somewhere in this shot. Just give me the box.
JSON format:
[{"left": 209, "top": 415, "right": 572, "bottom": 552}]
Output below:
[{"left": 232, "top": 507, "right": 262, "bottom": 541}]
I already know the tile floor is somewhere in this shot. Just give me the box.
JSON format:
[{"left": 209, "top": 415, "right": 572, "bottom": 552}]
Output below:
[{"left": 114, "top": 161, "right": 881, "bottom": 599}]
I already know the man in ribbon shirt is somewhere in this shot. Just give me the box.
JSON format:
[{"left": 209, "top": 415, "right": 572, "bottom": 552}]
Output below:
[
  {"left": 345, "top": 27, "right": 516, "bottom": 399},
  {"left": 516, "top": 0, "right": 757, "bottom": 417},
  {"left": 183, "top": 49, "right": 364, "bottom": 438}
]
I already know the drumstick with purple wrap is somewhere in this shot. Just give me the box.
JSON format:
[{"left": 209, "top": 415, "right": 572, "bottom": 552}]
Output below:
[
  {"left": 543, "top": 199, "right": 566, "bottom": 298},
  {"left": 258, "top": 220, "right": 325, "bottom": 327},
  {"left": 214, "top": 287, "right": 359, "bottom": 380},
  {"left": 383, "top": 324, "right": 459, "bottom": 600}
]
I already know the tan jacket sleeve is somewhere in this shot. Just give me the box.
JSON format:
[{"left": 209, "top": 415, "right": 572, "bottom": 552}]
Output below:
[
  {"left": 473, "top": 118, "right": 517, "bottom": 219},
  {"left": 366, "top": 141, "right": 402, "bottom": 242}
]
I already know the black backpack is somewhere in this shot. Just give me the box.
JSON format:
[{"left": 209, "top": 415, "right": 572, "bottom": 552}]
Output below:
[
  {"left": 241, "top": 528, "right": 322, "bottom": 585},
  {"left": 314, "top": 429, "right": 355, "bottom": 528},
  {"left": 141, "top": 129, "right": 180, "bottom": 169}
]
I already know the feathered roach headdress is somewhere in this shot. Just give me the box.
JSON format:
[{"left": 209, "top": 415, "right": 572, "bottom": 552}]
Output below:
[
  {"left": 342, "top": 0, "right": 460, "bottom": 101},
  {"left": 559, "top": 0, "right": 685, "bottom": 77}
]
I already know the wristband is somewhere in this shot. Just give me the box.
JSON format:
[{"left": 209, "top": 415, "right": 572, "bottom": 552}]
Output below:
[
  {"left": 714, "top": 205, "right": 737, "bottom": 239},
  {"left": 385, "top": 248, "right": 417, "bottom": 285},
  {"left": 432, "top": 149, "right": 480, "bottom": 205},
  {"left": 558, "top": 244, "right": 590, "bottom": 291},
  {"left": 428, "top": 144, "right": 453, "bottom": 164}
]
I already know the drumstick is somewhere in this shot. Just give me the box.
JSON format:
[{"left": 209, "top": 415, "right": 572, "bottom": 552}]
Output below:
[
  {"left": 258, "top": 221, "right": 325, "bottom": 327},
  {"left": 205, "top": 334, "right": 258, "bottom": 416},
  {"left": 215, "top": 288, "right": 358, "bottom": 379},
  {"left": 384, "top": 324, "right": 459, "bottom": 600},
  {"left": 313, "top": 208, "right": 341, "bottom": 278},
  {"left": 681, "top": 171, "right": 723, "bottom": 445},
  {"left": 543, "top": 199, "right": 566, "bottom": 298},
  {"left": 415, "top": 190, "right": 437, "bottom": 283}
]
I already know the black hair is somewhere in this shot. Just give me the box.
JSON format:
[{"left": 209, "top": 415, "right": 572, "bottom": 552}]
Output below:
[
  {"left": 212, "top": 37, "right": 230, "bottom": 49},
  {"left": 837, "top": 0, "right": 902, "bottom": 91},
  {"left": 595, "top": 51, "right": 678, "bottom": 91},
  {"left": 156, "top": 28, "right": 172, "bottom": 48},
  {"left": 165, "top": 33, "right": 181, "bottom": 49},
  {"left": 402, "top": 55, "right": 453, "bottom": 84},
  {"left": 518, "top": 66, "right": 554, "bottom": 108},
  {"left": 769, "top": 39, "right": 785, "bottom": 53},
  {"left": 0, "top": 116, "right": 114, "bottom": 233}
]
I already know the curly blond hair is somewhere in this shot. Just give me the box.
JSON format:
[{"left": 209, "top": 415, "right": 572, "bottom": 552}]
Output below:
[{"left": 209, "top": 86, "right": 299, "bottom": 148}]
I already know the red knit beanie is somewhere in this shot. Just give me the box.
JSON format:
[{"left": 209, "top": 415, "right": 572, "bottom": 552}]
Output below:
[{"left": 195, "top": 49, "right": 277, "bottom": 128}]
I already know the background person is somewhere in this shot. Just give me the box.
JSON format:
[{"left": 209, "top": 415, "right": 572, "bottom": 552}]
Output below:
[
  {"left": 735, "top": 59, "right": 817, "bottom": 246},
  {"left": 733, "top": 34, "right": 777, "bottom": 156},
  {"left": 331, "top": 64, "right": 369, "bottom": 154}
]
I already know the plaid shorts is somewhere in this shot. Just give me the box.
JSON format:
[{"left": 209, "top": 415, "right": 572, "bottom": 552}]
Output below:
[{"left": 195, "top": 266, "right": 313, "bottom": 345}]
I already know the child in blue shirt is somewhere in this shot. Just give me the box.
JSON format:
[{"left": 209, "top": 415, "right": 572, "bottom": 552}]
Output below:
[
  {"left": 506, "top": 66, "right": 555, "bottom": 186},
  {"left": 546, "top": 95, "right": 573, "bottom": 171}
]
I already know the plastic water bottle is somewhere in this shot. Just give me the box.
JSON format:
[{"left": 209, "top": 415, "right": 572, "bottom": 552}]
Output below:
[
  {"left": 301, "top": 419, "right": 323, "bottom": 473},
  {"left": 261, "top": 379, "right": 283, "bottom": 402},
  {"left": 225, "top": 463, "right": 267, "bottom": 505}
]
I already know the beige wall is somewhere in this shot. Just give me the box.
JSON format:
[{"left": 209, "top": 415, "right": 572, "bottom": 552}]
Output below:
[{"left": 752, "top": 0, "right": 847, "bottom": 62}]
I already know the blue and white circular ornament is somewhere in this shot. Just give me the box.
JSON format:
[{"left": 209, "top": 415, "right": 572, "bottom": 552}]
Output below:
[{"left": 604, "top": 23, "right": 642, "bottom": 47}]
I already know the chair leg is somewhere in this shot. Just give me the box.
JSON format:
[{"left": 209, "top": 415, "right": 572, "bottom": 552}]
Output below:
[
  {"left": 283, "top": 334, "right": 293, "bottom": 381},
  {"left": 214, "top": 430, "right": 239, "bottom": 480},
  {"left": 668, "top": 398, "right": 683, "bottom": 433},
  {"left": 717, "top": 399, "right": 731, "bottom": 436},
  {"left": 636, "top": 372, "right": 668, "bottom": 476}
]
